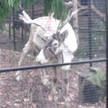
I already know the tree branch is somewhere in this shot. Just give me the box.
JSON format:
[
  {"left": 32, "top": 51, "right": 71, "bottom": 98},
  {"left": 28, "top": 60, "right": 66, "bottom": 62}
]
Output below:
[
  {"left": 91, "top": 5, "right": 104, "bottom": 18},
  {"left": 79, "top": 10, "right": 89, "bottom": 16},
  {"left": 78, "top": 4, "right": 105, "bottom": 20}
]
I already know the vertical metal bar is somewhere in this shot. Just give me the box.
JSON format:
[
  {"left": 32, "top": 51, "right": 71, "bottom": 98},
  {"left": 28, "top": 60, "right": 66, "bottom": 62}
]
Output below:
[
  {"left": 9, "top": 20, "right": 11, "bottom": 39},
  {"left": 88, "top": 0, "right": 92, "bottom": 67},
  {"left": 32, "top": 5, "right": 34, "bottom": 19},
  {"left": 12, "top": 8, "right": 16, "bottom": 51},
  {"left": 21, "top": 1, "right": 24, "bottom": 41},
  {"left": 21, "top": 24, "right": 24, "bottom": 41},
  {"left": 105, "top": 0, "right": 108, "bottom": 107}
]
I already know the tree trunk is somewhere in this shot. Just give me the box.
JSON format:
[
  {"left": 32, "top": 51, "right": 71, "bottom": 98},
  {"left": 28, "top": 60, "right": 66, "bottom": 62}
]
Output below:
[{"left": 72, "top": 0, "right": 79, "bottom": 43}]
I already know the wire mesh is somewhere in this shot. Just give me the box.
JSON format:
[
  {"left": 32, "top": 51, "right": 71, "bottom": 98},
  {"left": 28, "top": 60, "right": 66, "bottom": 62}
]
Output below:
[{"left": 0, "top": 0, "right": 106, "bottom": 108}]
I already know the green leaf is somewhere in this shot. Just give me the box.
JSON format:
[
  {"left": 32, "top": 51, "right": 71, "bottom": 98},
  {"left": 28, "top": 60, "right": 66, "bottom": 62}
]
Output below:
[
  {"left": 51, "top": 0, "right": 68, "bottom": 21},
  {"left": 43, "top": 0, "right": 68, "bottom": 22},
  {"left": 87, "top": 67, "right": 105, "bottom": 87}
]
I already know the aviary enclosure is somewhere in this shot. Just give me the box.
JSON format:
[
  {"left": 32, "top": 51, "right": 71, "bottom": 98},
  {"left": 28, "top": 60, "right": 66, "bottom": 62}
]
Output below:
[{"left": 0, "top": 0, "right": 107, "bottom": 108}]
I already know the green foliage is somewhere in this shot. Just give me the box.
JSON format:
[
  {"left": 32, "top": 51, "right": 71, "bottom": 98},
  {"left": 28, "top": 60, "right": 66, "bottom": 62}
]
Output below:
[
  {"left": 0, "top": 0, "right": 39, "bottom": 29},
  {"left": 75, "top": 20, "right": 105, "bottom": 58},
  {"left": 80, "top": 67, "right": 106, "bottom": 101},
  {"left": 0, "top": 0, "right": 67, "bottom": 25},
  {"left": 44, "top": 0, "right": 68, "bottom": 22},
  {"left": 93, "top": 20, "right": 105, "bottom": 43},
  {"left": 0, "top": 0, "right": 40, "bottom": 21},
  {"left": 0, "top": 1, "right": 11, "bottom": 22},
  {"left": 87, "top": 67, "right": 106, "bottom": 101},
  {"left": 43, "top": 0, "right": 53, "bottom": 15},
  {"left": 21, "top": 0, "right": 38, "bottom": 9},
  {"left": 87, "top": 67, "right": 105, "bottom": 87},
  {"left": 51, "top": 0, "right": 68, "bottom": 21},
  {"left": 92, "top": 20, "right": 105, "bottom": 58}
]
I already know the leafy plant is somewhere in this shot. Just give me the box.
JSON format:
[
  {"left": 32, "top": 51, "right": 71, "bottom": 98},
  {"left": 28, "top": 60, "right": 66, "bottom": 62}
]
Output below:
[
  {"left": 43, "top": 0, "right": 68, "bottom": 22},
  {"left": 0, "top": 0, "right": 68, "bottom": 23},
  {"left": 75, "top": 20, "right": 105, "bottom": 58},
  {"left": 87, "top": 67, "right": 106, "bottom": 101},
  {"left": 87, "top": 67, "right": 105, "bottom": 87}
]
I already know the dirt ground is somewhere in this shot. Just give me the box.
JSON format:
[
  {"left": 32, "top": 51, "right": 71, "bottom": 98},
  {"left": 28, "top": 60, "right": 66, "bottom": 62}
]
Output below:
[
  {"left": 0, "top": 32, "right": 106, "bottom": 108},
  {"left": 0, "top": 48, "right": 106, "bottom": 108}
]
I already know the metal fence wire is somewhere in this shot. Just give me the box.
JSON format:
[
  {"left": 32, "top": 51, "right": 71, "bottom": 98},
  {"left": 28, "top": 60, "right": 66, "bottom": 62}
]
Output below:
[{"left": 0, "top": 0, "right": 107, "bottom": 108}]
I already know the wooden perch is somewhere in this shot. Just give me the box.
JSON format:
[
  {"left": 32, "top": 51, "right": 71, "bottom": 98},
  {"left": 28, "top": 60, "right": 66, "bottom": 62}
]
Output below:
[
  {"left": 91, "top": 5, "right": 104, "bottom": 18},
  {"left": 79, "top": 4, "right": 105, "bottom": 21},
  {"left": 64, "top": 1, "right": 104, "bottom": 21},
  {"left": 79, "top": 10, "right": 88, "bottom": 16}
]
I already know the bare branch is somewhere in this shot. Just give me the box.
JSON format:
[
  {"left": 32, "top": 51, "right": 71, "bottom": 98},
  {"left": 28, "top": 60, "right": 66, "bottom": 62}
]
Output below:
[
  {"left": 58, "top": 8, "right": 82, "bottom": 31},
  {"left": 79, "top": 10, "right": 88, "bottom": 16},
  {"left": 19, "top": 3, "right": 24, "bottom": 11},
  {"left": 78, "top": 1, "right": 104, "bottom": 18},
  {"left": 79, "top": 5, "right": 88, "bottom": 10},
  {"left": 91, "top": 5, "right": 104, "bottom": 18},
  {"left": 78, "top": 4, "right": 105, "bottom": 20}
]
